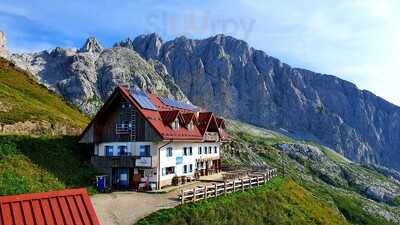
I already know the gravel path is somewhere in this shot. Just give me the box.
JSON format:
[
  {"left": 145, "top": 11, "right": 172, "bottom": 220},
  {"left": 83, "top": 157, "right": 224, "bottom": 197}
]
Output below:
[{"left": 91, "top": 191, "right": 179, "bottom": 225}]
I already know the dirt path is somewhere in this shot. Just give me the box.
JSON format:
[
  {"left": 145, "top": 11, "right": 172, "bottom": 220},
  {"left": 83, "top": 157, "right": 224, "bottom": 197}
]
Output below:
[{"left": 90, "top": 191, "right": 179, "bottom": 225}]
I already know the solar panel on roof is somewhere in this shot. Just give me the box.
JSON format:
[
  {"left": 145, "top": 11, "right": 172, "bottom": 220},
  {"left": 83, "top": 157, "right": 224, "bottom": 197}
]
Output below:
[
  {"left": 130, "top": 90, "right": 158, "bottom": 110},
  {"left": 158, "top": 96, "right": 199, "bottom": 111}
]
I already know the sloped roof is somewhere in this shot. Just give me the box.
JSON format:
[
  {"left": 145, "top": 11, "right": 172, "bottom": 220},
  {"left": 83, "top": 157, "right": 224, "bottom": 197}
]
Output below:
[
  {"left": 0, "top": 188, "right": 100, "bottom": 225},
  {"left": 80, "top": 86, "right": 230, "bottom": 141},
  {"left": 159, "top": 110, "right": 183, "bottom": 124}
]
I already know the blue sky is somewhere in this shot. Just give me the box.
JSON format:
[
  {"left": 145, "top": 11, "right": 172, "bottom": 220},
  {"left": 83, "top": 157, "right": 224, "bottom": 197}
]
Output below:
[{"left": 1, "top": 0, "right": 400, "bottom": 105}]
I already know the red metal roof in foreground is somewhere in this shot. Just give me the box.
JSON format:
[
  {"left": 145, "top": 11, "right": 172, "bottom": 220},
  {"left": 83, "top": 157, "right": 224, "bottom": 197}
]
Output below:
[{"left": 0, "top": 188, "right": 100, "bottom": 225}]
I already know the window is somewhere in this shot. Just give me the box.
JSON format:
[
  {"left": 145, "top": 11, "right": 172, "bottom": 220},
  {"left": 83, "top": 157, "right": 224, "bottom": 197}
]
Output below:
[
  {"left": 189, "top": 147, "right": 193, "bottom": 155},
  {"left": 171, "top": 118, "right": 180, "bottom": 130},
  {"left": 208, "top": 146, "right": 212, "bottom": 154},
  {"left": 166, "top": 147, "right": 173, "bottom": 157},
  {"left": 105, "top": 145, "right": 113, "bottom": 156},
  {"left": 198, "top": 147, "right": 202, "bottom": 155},
  {"left": 183, "top": 165, "right": 187, "bottom": 173},
  {"left": 204, "top": 147, "right": 207, "bottom": 154},
  {"left": 183, "top": 147, "right": 187, "bottom": 156},
  {"left": 189, "top": 164, "right": 193, "bottom": 172},
  {"left": 140, "top": 145, "right": 151, "bottom": 157},
  {"left": 214, "top": 146, "right": 217, "bottom": 154},
  {"left": 163, "top": 166, "right": 175, "bottom": 176},
  {"left": 188, "top": 121, "right": 193, "bottom": 131},
  {"left": 118, "top": 145, "right": 128, "bottom": 156}
]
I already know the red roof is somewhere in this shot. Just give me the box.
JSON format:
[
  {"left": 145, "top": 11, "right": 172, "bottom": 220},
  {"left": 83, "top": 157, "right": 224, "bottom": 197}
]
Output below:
[
  {"left": 0, "top": 188, "right": 100, "bottom": 225},
  {"left": 80, "top": 86, "right": 230, "bottom": 141}
]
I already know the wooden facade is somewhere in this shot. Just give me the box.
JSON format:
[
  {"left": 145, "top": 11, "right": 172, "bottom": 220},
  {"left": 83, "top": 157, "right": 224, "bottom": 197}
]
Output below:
[{"left": 81, "top": 92, "right": 161, "bottom": 144}]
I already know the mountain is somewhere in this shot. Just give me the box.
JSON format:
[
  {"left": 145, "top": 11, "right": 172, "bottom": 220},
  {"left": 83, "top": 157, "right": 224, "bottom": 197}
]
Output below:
[
  {"left": 7, "top": 37, "right": 188, "bottom": 114},
  {"left": 5, "top": 33, "right": 400, "bottom": 172}
]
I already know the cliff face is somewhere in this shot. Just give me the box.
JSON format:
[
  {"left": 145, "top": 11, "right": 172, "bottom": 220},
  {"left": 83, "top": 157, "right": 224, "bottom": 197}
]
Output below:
[
  {"left": 6, "top": 33, "right": 400, "bottom": 170},
  {"left": 129, "top": 34, "right": 400, "bottom": 170}
]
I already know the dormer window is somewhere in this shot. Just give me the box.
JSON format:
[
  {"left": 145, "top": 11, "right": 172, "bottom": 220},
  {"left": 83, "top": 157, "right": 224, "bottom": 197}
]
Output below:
[
  {"left": 171, "top": 118, "right": 180, "bottom": 130},
  {"left": 188, "top": 121, "right": 193, "bottom": 131}
]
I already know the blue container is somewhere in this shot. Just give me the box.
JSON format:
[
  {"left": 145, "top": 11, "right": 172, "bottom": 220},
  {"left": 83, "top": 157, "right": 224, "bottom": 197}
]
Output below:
[{"left": 96, "top": 176, "right": 106, "bottom": 192}]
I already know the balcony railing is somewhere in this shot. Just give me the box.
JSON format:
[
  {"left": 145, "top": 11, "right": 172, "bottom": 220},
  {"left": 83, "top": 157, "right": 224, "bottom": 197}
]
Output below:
[
  {"left": 204, "top": 132, "right": 219, "bottom": 141},
  {"left": 116, "top": 123, "right": 132, "bottom": 134}
]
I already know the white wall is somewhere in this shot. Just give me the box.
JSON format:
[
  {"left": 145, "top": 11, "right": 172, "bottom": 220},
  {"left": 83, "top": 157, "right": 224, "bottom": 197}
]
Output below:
[
  {"left": 95, "top": 141, "right": 221, "bottom": 188},
  {"left": 158, "top": 142, "right": 220, "bottom": 182}
]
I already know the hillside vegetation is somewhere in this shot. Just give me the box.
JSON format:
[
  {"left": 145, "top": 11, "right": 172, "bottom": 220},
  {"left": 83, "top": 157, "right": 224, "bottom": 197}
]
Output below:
[
  {"left": 136, "top": 177, "right": 349, "bottom": 225},
  {"left": 0, "top": 57, "right": 88, "bottom": 133},
  {"left": 138, "top": 120, "right": 400, "bottom": 225},
  {"left": 0, "top": 58, "right": 95, "bottom": 195}
]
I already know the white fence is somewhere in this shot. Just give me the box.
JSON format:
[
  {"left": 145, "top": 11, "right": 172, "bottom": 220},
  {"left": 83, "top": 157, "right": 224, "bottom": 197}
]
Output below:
[{"left": 180, "top": 168, "right": 277, "bottom": 204}]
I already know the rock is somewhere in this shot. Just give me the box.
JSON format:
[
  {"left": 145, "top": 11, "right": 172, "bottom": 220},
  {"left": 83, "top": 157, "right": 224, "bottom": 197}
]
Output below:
[
  {"left": 275, "top": 143, "right": 400, "bottom": 204},
  {"left": 0, "top": 121, "right": 82, "bottom": 135}
]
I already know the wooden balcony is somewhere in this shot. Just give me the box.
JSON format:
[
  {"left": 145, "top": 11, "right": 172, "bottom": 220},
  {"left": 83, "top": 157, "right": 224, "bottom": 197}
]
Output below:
[
  {"left": 204, "top": 132, "right": 219, "bottom": 141},
  {"left": 91, "top": 155, "right": 153, "bottom": 169},
  {"left": 91, "top": 155, "right": 136, "bottom": 168}
]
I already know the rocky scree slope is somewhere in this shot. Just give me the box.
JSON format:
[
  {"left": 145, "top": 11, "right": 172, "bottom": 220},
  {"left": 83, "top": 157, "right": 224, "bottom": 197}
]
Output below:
[
  {"left": 222, "top": 120, "right": 400, "bottom": 224},
  {"left": 6, "top": 33, "right": 400, "bottom": 172}
]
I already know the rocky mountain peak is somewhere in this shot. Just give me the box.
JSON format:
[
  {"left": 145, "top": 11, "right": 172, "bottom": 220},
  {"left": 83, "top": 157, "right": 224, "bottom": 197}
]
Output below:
[
  {"left": 132, "top": 33, "right": 163, "bottom": 59},
  {"left": 114, "top": 38, "right": 134, "bottom": 49},
  {"left": 79, "top": 37, "right": 103, "bottom": 54}
]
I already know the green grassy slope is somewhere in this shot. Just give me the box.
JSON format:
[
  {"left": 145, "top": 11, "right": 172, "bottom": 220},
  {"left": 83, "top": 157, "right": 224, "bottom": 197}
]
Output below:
[
  {"left": 0, "top": 57, "right": 88, "bottom": 128},
  {"left": 0, "top": 135, "right": 96, "bottom": 195},
  {"left": 0, "top": 58, "right": 95, "bottom": 195},
  {"left": 136, "top": 177, "right": 349, "bottom": 225}
]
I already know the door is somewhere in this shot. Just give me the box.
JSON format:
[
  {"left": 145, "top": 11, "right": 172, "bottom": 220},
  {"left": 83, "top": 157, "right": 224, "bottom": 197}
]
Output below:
[{"left": 118, "top": 168, "right": 129, "bottom": 190}]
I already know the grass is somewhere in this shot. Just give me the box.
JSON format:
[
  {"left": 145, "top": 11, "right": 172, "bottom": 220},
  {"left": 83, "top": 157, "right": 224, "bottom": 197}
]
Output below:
[
  {"left": 0, "top": 57, "right": 88, "bottom": 127},
  {"left": 0, "top": 135, "right": 96, "bottom": 195},
  {"left": 136, "top": 177, "right": 349, "bottom": 225}
]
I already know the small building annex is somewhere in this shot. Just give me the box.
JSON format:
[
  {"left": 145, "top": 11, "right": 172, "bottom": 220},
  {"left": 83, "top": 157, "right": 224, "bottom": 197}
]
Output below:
[{"left": 79, "top": 86, "right": 230, "bottom": 190}]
